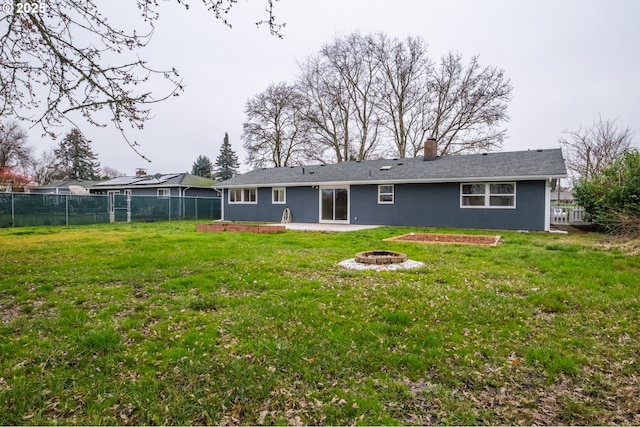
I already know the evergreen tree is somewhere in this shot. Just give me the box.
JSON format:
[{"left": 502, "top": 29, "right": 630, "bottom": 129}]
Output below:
[
  {"left": 191, "top": 155, "right": 214, "bottom": 179},
  {"left": 53, "top": 128, "right": 100, "bottom": 180},
  {"left": 214, "top": 133, "right": 239, "bottom": 181}
]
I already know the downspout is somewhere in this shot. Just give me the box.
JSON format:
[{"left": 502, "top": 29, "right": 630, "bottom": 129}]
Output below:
[{"left": 544, "top": 179, "right": 552, "bottom": 232}]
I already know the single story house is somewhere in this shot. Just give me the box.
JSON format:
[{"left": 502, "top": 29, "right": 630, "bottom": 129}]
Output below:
[
  {"left": 215, "top": 140, "right": 567, "bottom": 231},
  {"left": 89, "top": 172, "right": 219, "bottom": 198}
]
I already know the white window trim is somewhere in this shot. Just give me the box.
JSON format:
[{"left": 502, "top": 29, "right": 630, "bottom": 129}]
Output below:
[
  {"left": 460, "top": 182, "right": 516, "bottom": 209},
  {"left": 378, "top": 184, "right": 394, "bottom": 204},
  {"left": 272, "top": 187, "right": 286, "bottom": 204},
  {"left": 228, "top": 187, "right": 258, "bottom": 204},
  {"left": 157, "top": 188, "right": 170, "bottom": 199}
]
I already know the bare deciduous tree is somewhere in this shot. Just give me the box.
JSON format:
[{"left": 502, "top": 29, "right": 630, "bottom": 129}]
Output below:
[
  {"left": 244, "top": 32, "right": 513, "bottom": 166},
  {"left": 0, "top": 0, "right": 283, "bottom": 151},
  {"left": 298, "top": 33, "right": 383, "bottom": 163},
  {"left": 559, "top": 116, "right": 635, "bottom": 179},
  {"left": 429, "top": 53, "right": 512, "bottom": 156},
  {"left": 298, "top": 54, "right": 353, "bottom": 163},
  {"left": 0, "top": 120, "right": 33, "bottom": 172},
  {"left": 320, "top": 33, "right": 383, "bottom": 161},
  {"left": 30, "top": 148, "right": 58, "bottom": 185},
  {"left": 101, "top": 166, "right": 125, "bottom": 179},
  {"left": 372, "top": 33, "right": 432, "bottom": 158},
  {"left": 242, "top": 83, "right": 308, "bottom": 168}
]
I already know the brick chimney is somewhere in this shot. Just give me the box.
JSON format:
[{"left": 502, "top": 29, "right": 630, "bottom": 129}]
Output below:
[
  {"left": 135, "top": 168, "right": 147, "bottom": 177},
  {"left": 423, "top": 137, "right": 437, "bottom": 161}
]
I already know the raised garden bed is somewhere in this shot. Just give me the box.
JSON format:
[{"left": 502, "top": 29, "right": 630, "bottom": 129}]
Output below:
[
  {"left": 196, "top": 223, "right": 285, "bottom": 234},
  {"left": 386, "top": 232, "right": 501, "bottom": 246}
]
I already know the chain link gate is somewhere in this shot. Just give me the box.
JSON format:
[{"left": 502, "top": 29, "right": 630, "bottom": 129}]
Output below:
[{"left": 108, "top": 193, "right": 131, "bottom": 223}]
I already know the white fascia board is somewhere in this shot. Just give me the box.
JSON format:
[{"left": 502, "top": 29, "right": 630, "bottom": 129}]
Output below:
[{"left": 340, "top": 175, "right": 569, "bottom": 186}]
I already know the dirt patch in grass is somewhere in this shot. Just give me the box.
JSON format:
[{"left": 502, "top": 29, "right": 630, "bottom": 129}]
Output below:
[
  {"left": 386, "top": 232, "right": 501, "bottom": 246},
  {"left": 1, "top": 303, "right": 20, "bottom": 324},
  {"left": 597, "top": 237, "right": 640, "bottom": 256}
]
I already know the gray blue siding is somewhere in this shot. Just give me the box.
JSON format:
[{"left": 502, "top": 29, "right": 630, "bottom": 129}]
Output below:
[
  {"left": 350, "top": 181, "right": 546, "bottom": 231},
  {"left": 223, "top": 186, "right": 319, "bottom": 223},
  {"left": 223, "top": 180, "right": 548, "bottom": 231}
]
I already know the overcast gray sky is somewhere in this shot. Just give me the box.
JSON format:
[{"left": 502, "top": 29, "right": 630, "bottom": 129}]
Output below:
[{"left": 29, "top": 0, "right": 640, "bottom": 176}]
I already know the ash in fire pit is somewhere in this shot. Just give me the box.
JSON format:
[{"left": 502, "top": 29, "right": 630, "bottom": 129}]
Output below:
[{"left": 355, "top": 250, "right": 408, "bottom": 265}]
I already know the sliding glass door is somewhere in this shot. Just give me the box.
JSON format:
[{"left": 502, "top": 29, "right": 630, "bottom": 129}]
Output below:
[{"left": 320, "top": 187, "right": 349, "bottom": 223}]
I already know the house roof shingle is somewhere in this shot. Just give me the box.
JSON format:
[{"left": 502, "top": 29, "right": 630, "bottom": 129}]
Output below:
[{"left": 217, "top": 148, "right": 567, "bottom": 188}]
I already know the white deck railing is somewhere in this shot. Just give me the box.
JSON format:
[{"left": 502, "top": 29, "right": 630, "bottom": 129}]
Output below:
[{"left": 550, "top": 206, "right": 589, "bottom": 225}]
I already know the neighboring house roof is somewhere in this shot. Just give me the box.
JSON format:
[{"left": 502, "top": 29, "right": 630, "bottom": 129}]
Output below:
[
  {"left": 217, "top": 149, "right": 567, "bottom": 188},
  {"left": 31, "top": 179, "right": 104, "bottom": 192},
  {"left": 39, "top": 179, "right": 99, "bottom": 188},
  {"left": 92, "top": 173, "right": 217, "bottom": 189}
]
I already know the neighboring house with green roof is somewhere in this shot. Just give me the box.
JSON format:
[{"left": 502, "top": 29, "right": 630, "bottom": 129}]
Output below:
[{"left": 215, "top": 140, "right": 567, "bottom": 231}]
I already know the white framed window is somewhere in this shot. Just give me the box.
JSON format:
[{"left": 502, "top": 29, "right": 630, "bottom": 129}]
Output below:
[
  {"left": 157, "top": 188, "right": 170, "bottom": 199},
  {"left": 272, "top": 187, "right": 286, "bottom": 204},
  {"left": 124, "top": 189, "right": 132, "bottom": 198},
  {"left": 229, "top": 188, "right": 257, "bottom": 204},
  {"left": 461, "top": 182, "right": 515, "bottom": 208},
  {"left": 378, "top": 184, "right": 394, "bottom": 204}
]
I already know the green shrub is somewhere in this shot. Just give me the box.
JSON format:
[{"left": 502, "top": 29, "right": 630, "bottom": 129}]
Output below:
[{"left": 574, "top": 151, "right": 640, "bottom": 236}]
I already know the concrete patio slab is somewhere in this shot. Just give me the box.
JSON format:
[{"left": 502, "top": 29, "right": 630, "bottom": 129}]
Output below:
[{"left": 266, "top": 223, "right": 381, "bottom": 232}]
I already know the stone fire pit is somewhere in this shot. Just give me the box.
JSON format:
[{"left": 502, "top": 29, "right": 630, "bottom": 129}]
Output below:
[
  {"left": 354, "top": 250, "right": 408, "bottom": 265},
  {"left": 339, "top": 249, "right": 423, "bottom": 270}
]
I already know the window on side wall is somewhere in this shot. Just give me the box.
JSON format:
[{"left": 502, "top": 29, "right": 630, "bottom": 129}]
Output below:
[
  {"left": 229, "top": 188, "right": 258, "bottom": 204},
  {"left": 272, "top": 187, "right": 286, "bottom": 204},
  {"left": 461, "top": 182, "right": 515, "bottom": 208},
  {"left": 244, "top": 188, "right": 256, "bottom": 202},
  {"left": 378, "top": 184, "right": 394, "bottom": 204},
  {"left": 157, "top": 188, "right": 170, "bottom": 198}
]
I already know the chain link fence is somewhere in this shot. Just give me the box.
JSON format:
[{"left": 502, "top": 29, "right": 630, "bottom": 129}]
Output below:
[{"left": 0, "top": 193, "right": 221, "bottom": 228}]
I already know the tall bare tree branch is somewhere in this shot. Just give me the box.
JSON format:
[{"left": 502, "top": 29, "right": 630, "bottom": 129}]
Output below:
[
  {"left": 244, "top": 32, "right": 512, "bottom": 166},
  {"left": 0, "top": 0, "right": 283, "bottom": 146},
  {"left": 372, "top": 33, "right": 432, "bottom": 158},
  {"left": 429, "top": 53, "right": 512, "bottom": 156},
  {"left": 559, "top": 116, "right": 636, "bottom": 180},
  {"left": 0, "top": 120, "right": 32, "bottom": 172},
  {"left": 297, "top": 54, "right": 353, "bottom": 163},
  {"left": 321, "top": 32, "right": 382, "bottom": 162},
  {"left": 242, "top": 82, "right": 308, "bottom": 168}
]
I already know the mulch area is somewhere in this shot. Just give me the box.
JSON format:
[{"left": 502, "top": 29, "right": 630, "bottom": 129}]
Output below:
[{"left": 386, "top": 233, "right": 501, "bottom": 246}]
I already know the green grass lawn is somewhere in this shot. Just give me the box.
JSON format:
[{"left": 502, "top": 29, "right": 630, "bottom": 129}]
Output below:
[{"left": 1, "top": 222, "right": 638, "bottom": 425}]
